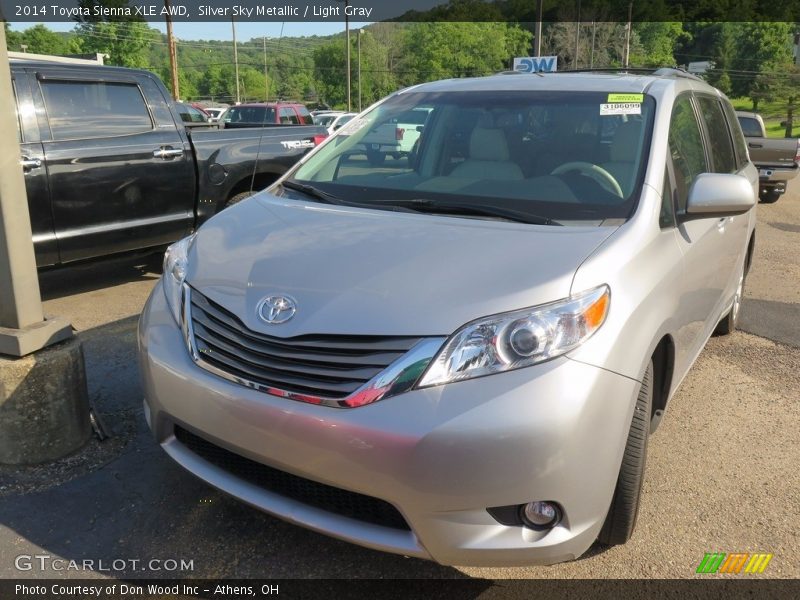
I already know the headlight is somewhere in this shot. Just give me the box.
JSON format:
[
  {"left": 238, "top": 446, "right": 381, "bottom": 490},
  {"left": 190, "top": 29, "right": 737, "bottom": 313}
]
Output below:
[
  {"left": 162, "top": 234, "right": 195, "bottom": 324},
  {"left": 418, "top": 285, "right": 610, "bottom": 388}
]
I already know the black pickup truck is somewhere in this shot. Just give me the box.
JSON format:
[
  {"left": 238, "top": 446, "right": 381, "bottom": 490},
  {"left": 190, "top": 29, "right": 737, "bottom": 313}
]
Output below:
[{"left": 11, "top": 59, "right": 327, "bottom": 267}]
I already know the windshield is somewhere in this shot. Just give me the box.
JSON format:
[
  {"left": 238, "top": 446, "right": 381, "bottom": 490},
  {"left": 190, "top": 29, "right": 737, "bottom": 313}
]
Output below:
[
  {"left": 223, "top": 106, "right": 276, "bottom": 125},
  {"left": 289, "top": 90, "right": 655, "bottom": 224}
]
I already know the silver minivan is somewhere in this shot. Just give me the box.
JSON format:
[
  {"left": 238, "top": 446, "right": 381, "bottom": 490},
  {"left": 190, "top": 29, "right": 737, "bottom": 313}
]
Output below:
[{"left": 138, "top": 70, "right": 757, "bottom": 566}]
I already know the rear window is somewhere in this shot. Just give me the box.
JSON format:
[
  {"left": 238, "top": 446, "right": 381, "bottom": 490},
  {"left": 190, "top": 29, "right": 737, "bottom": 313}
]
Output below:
[
  {"left": 41, "top": 80, "right": 152, "bottom": 140},
  {"left": 737, "top": 116, "right": 762, "bottom": 138},
  {"left": 289, "top": 90, "right": 655, "bottom": 224}
]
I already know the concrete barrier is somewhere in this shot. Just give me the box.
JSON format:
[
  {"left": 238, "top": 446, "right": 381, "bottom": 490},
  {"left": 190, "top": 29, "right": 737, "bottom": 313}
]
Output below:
[{"left": 0, "top": 337, "right": 90, "bottom": 465}]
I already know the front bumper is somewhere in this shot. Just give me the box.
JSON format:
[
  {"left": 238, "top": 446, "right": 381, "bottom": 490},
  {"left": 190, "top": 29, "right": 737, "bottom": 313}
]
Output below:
[{"left": 138, "top": 282, "right": 640, "bottom": 567}]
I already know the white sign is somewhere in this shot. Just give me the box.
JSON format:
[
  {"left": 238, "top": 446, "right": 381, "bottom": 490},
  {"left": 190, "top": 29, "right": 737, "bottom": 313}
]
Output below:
[
  {"left": 513, "top": 56, "right": 558, "bottom": 74},
  {"left": 600, "top": 103, "right": 642, "bottom": 116}
]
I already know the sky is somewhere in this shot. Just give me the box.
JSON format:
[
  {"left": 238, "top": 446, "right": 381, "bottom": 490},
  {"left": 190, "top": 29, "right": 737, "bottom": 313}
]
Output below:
[{"left": 10, "top": 21, "right": 371, "bottom": 42}]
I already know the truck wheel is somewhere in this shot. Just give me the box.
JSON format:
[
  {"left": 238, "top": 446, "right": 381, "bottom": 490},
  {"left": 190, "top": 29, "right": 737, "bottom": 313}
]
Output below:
[
  {"left": 367, "top": 150, "right": 386, "bottom": 166},
  {"left": 597, "top": 360, "right": 653, "bottom": 546},
  {"left": 760, "top": 190, "right": 781, "bottom": 204},
  {"left": 226, "top": 191, "right": 254, "bottom": 208},
  {"left": 714, "top": 266, "right": 745, "bottom": 336}
]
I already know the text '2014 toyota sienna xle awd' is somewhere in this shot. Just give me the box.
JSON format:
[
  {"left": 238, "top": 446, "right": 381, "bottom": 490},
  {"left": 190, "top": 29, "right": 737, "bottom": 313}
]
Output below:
[{"left": 138, "top": 69, "right": 757, "bottom": 566}]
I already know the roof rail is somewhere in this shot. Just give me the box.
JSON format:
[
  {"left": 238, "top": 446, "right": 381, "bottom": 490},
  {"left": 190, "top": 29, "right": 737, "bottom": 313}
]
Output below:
[{"left": 9, "top": 51, "right": 107, "bottom": 65}]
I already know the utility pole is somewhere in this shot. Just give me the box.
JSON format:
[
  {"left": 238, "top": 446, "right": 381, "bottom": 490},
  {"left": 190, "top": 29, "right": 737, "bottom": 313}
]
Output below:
[
  {"left": 624, "top": 2, "right": 633, "bottom": 68},
  {"left": 534, "top": 0, "right": 543, "bottom": 57},
  {"left": 590, "top": 21, "right": 596, "bottom": 69},
  {"left": 345, "top": 1, "right": 351, "bottom": 111},
  {"left": 164, "top": 0, "right": 180, "bottom": 100},
  {"left": 357, "top": 29, "right": 362, "bottom": 112},
  {"left": 264, "top": 36, "right": 269, "bottom": 102},
  {"left": 574, "top": 0, "right": 581, "bottom": 70},
  {"left": 232, "top": 17, "right": 240, "bottom": 104}
]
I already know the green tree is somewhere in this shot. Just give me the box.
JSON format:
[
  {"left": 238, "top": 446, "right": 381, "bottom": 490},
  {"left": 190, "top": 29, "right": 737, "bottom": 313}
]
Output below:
[
  {"left": 4, "top": 22, "right": 22, "bottom": 50},
  {"left": 732, "top": 22, "right": 793, "bottom": 100},
  {"left": 397, "top": 23, "right": 531, "bottom": 85},
  {"left": 752, "top": 63, "right": 800, "bottom": 137},
  {"left": 631, "top": 22, "right": 685, "bottom": 67},
  {"left": 20, "top": 25, "right": 81, "bottom": 56},
  {"left": 73, "top": 1, "right": 159, "bottom": 68}
]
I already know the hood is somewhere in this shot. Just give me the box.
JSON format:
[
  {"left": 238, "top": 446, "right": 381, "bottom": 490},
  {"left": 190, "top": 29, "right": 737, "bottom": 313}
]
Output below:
[{"left": 187, "top": 193, "right": 617, "bottom": 337}]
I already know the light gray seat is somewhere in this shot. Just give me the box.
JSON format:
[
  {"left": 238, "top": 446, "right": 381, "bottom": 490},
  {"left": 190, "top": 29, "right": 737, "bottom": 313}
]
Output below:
[
  {"left": 601, "top": 120, "right": 643, "bottom": 195},
  {"left": 450, "top": 126, "right": 524, "bottom": 180}
]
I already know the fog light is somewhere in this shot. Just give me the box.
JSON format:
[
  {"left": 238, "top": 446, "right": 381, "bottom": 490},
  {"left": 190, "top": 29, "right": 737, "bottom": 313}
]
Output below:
[{"left": 520, "top": 501, "right": 560, "bottom": 529}]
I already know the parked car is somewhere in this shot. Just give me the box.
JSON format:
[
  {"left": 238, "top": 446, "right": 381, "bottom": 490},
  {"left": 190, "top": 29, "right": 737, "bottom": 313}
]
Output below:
[
  {"left": 174, "top": 102, "right": 217, "bottom": 129},
  {"left": 11, "top": 58, "right": 327, "bottom": 266},
  {"left": 220, "top": 102, "right": 314, "bottom": 128},
  {"left": 202, "top": 107, "right": 227, "bottom": 122},
  {"left": 139, "top": 69, "right": 757, "bottom": 566},
  {"left": 360, "top": 107, "right": 432, "bottom": 164},
  {"left": 192, "top": 102, "right": 229, "bottom": 121},
  {"left": 735, "top": 110, "right": 800, "bottom": 203},
  {"left": 314, "top": 111, "right": 357, "bottom": 135}
]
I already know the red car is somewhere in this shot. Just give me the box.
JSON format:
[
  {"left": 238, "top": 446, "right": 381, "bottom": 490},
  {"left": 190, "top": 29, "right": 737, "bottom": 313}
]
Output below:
[{"left": 220, "top": 102, "right": 314, "bottom": 128}]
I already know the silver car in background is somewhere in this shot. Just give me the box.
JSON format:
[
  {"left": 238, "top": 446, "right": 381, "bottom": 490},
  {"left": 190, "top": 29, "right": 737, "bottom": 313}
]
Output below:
[{"left": 138, "top": 69, "right": 757, "bottom": 566}]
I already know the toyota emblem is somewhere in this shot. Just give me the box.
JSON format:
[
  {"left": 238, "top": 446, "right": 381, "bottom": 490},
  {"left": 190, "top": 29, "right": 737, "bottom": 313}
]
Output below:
[{"left": 257, "top": 295, "right": 297, "bottom": 324}]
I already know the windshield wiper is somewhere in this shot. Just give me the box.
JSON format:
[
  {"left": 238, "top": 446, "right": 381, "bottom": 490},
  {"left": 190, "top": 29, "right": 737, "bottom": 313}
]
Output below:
[
  {"left": 369, "top": 198, "right": 562, "bottom": 226},
  {"left": 281, "top": 180, "right": 346, "bottom": 205}
]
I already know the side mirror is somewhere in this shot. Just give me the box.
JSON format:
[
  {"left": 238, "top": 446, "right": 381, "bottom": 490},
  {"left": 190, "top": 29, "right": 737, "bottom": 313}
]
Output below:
[{"left": 685, "top": 173, "right": 755, "bottom": 218}]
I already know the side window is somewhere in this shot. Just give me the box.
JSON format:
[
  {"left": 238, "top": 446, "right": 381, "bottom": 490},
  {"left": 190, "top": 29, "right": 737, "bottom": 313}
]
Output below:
[
  {"left": 737, "top": 116, "right": 762, "bottom": 138},
  {"left": 296, "top": 106, "right": 312, "bottom": 125},
  {"left": 279, "top": 107, "right": 298, "bottom": 125},
  {"left": 668, "top": 96, "right": 707, "bottom": 214},
  {"left": 40, "top": 80, "right": 153, "bottom": 140},
  {"left": 187, "top": 106, "right": 208, "bottom": 123},
  {"left": 722, "top": 102, "right": 750, "bottom": 169},
  {"left": 697, "top": 96, "right": 736, "bottom": 174},
  {"left": 175, "top": 103, "right": 192, "bottom": 123}
]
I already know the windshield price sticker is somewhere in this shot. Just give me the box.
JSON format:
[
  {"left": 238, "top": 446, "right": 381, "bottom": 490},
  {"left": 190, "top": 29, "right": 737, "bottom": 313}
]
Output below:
[
  {"left": 600, "top": 103, "right": 642, "bottom": 116},
  {"left": 607, "top": 93, "right": 644, "bottom": 103}
]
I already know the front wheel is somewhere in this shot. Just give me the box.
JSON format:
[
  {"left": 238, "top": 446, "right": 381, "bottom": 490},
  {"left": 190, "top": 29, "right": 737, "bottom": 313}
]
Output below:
[
  {"left": 714, "top": 267, "right": 745, "bottom": 336},
  {"left": 760, "top": 189, "right": 782, "bottom": 204},
  {"left": 598, "top": 359, "right": 653, "bottom": 546}
]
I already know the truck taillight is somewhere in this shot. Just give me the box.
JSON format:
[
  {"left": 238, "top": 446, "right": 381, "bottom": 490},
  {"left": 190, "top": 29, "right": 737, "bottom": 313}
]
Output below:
[
  {"left": 396, "top": 128, "right": 405, "bottom": 141},
  {"left": 795, "top": 140, "right": 800, "bottom": 165},
  {"left": 313, "top": 134, "right": 328, "bottom": 146}
]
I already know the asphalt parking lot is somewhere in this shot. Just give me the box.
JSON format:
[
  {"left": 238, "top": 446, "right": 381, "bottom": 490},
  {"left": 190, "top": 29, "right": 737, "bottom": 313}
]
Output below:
[{"left": 1, "top": 188, "right": 798, "bottom": 580}]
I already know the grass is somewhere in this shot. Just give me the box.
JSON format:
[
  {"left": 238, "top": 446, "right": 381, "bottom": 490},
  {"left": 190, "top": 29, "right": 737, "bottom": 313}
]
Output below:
[{"left": 731, "top": 97, "right": 797, "bottom": 138}]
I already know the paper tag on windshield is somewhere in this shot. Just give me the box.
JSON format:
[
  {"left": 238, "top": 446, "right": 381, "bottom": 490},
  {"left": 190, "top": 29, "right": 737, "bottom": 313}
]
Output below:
[
  {"left": 608, "top": 93, "right": 643, "bottom": 103},
  {"left": 600, "top": 102, "right": 641, "bottom": 116}
]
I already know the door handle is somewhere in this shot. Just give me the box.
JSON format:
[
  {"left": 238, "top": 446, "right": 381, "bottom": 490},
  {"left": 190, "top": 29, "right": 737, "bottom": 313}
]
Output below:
[
  {"left": 20, "top": 157, "right": 42, "bottom": 170},
  {"left": 748, "top": 142, "right": 763, "bottom": 149},
  {"left": 153, "top": 147, "right": 184, "bottom": 159}
]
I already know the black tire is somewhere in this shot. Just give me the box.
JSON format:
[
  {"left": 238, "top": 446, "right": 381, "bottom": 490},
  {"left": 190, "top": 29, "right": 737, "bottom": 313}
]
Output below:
[
  {"left": 598, "top": 360, "right": 653, "bottom": 546},
  {"left": 714, "top": 265, "right": 745, "bottom": 336},
  {"left": 760, "top": 189, "right": 781, "bottom": 204},
  {"left": 226, "top": 191, "right": 254, "bottom": 208},
  {"left": 367, "top": 150, "right": 386, "bottom": 166}
]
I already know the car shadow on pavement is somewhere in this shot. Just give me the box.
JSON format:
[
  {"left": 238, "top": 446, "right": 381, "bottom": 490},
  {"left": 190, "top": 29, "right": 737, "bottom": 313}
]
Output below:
[
  {"left": 39, "top": 253, "right": 163, "bottom": 302},
  {"left": 0, "top": 315, "right": 476, "bottom": 580}
]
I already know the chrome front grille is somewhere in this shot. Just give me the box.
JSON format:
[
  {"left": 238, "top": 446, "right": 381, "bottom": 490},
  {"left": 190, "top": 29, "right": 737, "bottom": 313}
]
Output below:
[{"left": 184, "top": 287, "right": 442, "bottom": 407}]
